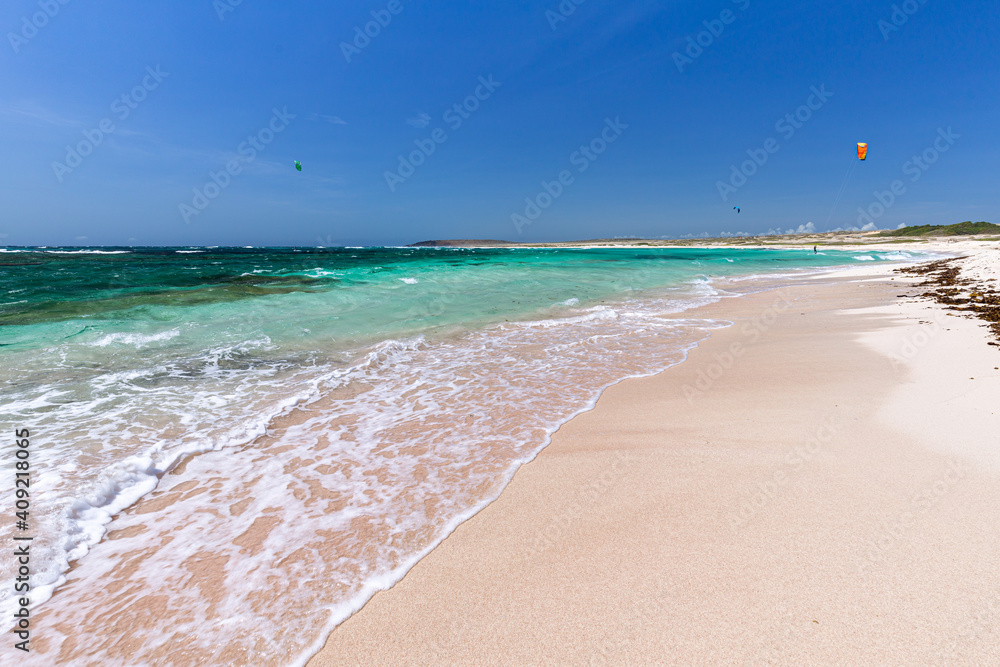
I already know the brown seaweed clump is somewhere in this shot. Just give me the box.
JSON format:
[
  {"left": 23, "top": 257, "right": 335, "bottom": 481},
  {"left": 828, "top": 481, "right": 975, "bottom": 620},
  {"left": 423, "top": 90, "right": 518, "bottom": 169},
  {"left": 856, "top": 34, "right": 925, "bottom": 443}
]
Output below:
[{"left": 895, "top": 258, "right": 1000, "bottom": 346}]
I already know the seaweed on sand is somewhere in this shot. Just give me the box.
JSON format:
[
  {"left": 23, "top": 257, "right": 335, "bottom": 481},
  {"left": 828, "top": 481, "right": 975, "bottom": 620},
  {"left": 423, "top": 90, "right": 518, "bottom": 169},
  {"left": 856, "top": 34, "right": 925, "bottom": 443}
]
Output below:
[{"left": 895, "top": 258, "right": 1000, "bottom": 345}]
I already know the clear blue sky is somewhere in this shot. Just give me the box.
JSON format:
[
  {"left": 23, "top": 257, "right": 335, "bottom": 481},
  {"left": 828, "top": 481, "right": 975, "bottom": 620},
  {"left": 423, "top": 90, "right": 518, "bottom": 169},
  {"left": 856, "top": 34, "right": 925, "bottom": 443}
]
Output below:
[{"left": 1, "top": 0, "right": 997, "bottom": 246}]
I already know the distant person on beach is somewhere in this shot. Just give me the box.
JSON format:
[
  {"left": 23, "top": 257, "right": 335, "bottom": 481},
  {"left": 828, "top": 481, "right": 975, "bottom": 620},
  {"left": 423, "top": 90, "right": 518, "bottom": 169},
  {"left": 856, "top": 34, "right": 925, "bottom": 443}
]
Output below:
[{"left": 813, "top": 246, "right": 818, "bottom": 254}]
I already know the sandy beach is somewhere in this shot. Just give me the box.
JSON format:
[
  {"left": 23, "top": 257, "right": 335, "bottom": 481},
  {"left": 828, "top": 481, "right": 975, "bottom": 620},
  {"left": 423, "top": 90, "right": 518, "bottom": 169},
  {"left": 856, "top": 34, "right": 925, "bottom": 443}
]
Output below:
[
  {"left": 309, "top": 241, "right": 1000, "bottom": 665},
  {"left": 9, "top": 2, "right": 996, "bottom": 661}
]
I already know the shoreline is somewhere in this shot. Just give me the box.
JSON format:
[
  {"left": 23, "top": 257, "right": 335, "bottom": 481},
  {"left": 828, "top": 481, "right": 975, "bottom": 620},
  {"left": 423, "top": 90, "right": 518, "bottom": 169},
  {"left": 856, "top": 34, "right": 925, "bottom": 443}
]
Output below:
[
  {"left": 13, "top": 248, "right": 826, "bottom": 664},
  {"left": 6, "top": 244, "right": 995, "bottom": 664},
  {"left": 308, "top": 244, "right": 1000, "bottom": 665},
  {"left": 1, "top": 237, "right": 985, "bottom": 252}
]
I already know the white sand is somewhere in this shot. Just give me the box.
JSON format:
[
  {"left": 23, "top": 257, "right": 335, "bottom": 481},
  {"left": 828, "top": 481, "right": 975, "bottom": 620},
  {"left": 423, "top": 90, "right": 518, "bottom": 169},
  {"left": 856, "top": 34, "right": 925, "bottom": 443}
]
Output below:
[{"left": 309, "top": 241, "right": 1000, "bottom": 665}]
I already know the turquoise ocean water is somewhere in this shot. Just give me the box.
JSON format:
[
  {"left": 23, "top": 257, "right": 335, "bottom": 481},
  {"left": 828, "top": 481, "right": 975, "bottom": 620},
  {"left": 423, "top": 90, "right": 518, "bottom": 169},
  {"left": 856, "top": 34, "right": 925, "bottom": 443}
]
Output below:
[{"left": 0, "top": 246, "right": 920, "bottom": 665}]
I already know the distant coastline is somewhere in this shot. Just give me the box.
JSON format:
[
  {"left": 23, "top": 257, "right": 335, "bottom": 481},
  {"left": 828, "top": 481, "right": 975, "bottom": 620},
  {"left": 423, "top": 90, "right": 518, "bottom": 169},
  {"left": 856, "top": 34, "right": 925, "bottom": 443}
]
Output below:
[{"left": 407, "top": 227, "right": 999, "bottom": 249}]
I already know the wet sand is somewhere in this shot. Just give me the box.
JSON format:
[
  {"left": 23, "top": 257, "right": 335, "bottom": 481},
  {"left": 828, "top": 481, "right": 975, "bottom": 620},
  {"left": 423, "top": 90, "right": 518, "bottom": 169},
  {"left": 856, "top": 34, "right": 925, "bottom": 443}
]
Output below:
[{"left": 309, "top": 245, "right": 1000, "bottom": 665}]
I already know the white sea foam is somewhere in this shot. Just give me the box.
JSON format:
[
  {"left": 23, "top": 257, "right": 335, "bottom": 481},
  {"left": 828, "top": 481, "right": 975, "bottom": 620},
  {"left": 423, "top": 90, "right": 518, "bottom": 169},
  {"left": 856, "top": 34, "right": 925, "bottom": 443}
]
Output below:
[
  {"left": 517, "top": 305, "right": 620, "bottom": 328},
  {"left": 91, "top": 330, "right": 181, "bottom": 348},
  {"left": 0, "top": 336, "right": 322, "bottom": 640},
  {"left": 303, "top": 268, "right": 341, "bottom": 277},
  {"left": 0, "top": 281, "right": 737, "bottom": 666},
  {"left": 44, "top": 250, "right": 132, "bottom": 255},
  {"left": 399, "top": 277, "right": 419, "bottom": 284},
  {"left": 724, "top": 271, "right": 807, "bottom": 282}
]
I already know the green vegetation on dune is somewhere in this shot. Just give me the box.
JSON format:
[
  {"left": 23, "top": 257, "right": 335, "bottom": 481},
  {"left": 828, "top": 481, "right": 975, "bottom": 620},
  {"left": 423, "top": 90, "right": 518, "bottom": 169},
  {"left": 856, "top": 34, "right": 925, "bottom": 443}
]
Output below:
[{"left": 879, "top": 221, "right": 999, "bottom": 237}]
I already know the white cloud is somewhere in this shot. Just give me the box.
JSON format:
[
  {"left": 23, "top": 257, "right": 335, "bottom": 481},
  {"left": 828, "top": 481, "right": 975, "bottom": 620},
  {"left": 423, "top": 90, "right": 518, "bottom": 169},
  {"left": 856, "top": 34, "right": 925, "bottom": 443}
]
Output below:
[
  {"left": 406, "top": 112, "right": 431, "bottom": 129},
  {"left": 896, "top": 223, "right": 907, "bottom": 229},
  {"left": 766, "top": 222, "right": 816, "bottom": 236},
  {"left": 826, "top": 222, "right": 880, "bottom": 233},
  {"left": 0, "top": 102, "right": 79, "bottom": 127}
]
